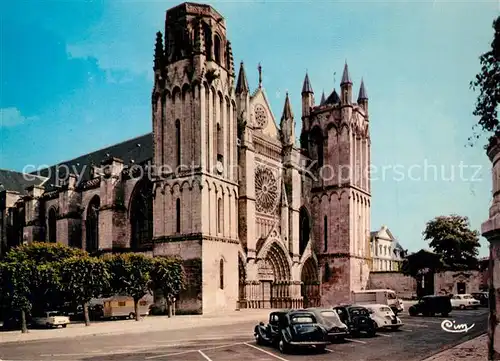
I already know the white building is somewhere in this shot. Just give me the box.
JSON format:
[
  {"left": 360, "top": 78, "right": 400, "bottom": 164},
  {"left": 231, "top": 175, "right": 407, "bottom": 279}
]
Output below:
[{"left": 370, "top": 225, "right": 405, "bottom": 271}]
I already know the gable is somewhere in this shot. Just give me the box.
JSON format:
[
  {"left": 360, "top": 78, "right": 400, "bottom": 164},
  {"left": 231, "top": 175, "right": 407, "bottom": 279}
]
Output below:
[{"left": 250, "top": 88, "right": 279, "bottom": 140}]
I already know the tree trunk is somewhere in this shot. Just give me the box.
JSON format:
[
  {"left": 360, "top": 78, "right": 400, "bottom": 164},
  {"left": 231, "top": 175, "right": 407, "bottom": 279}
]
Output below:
[
  {"left": 168, "top": 301, "right": 172, "bottom": 318},
  {"left": 83, "top": 303, "right": 90, "bottom": 326},
  {"left": 20, "top": 309, "right": 28, "bottom": 334},
  {"left": 134, "top": 298, "right": 140, "bottom": 321}
]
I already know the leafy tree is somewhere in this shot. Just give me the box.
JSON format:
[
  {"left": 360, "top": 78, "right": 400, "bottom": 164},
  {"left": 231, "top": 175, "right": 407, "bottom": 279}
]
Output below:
[
  {"left": 104, "top": 253, "right": 153, "bottom": 321},
  {"left": 31, "top": 263, "right": 63, "bottom": 313},
  {"left": 2, "top": 242, "right": 87, "bottom": 264},
  {"left": 60, "top": 256, "right": 110, "bottom": 326},
  {"left": 0, "top": 261, "right": 34, "bottom": 333},
  {"left": 150, "top": 257, "right": 185, "bottom": 317},
  {"left": 470, "top": 16, "right": 500, "bottom": 145},
  {"left": 423, "top": 215, "right": 480, "bottom": 270}
]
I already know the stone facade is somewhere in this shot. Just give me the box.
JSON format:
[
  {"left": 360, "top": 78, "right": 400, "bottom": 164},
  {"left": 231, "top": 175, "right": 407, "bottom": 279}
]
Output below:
[
  {"left": 0, "top": 2, "right": 372, "bottom": 313},
  {"left": 434, "top": 271, "right": 483, "bottom": 295},
  {"left": 481, "top": 137, "right": 500, "bottom": 360},
  {"left": 368, "top": 271, "right": 416, "bottom": 299},
  {"left": 369, "top": 225, "right": 405, "bottom": 271}
]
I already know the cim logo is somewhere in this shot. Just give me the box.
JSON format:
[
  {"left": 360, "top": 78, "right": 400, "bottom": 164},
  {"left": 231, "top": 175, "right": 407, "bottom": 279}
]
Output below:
[{"left": 441, "top": 319, "right": 475, "bottom": 333}]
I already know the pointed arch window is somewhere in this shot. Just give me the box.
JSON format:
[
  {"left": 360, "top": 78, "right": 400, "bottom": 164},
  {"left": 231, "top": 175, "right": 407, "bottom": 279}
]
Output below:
[
  {"left": 175, "top": 119, "right": 181, "bottom": 167},
  {"left": 217, "top": 198, "right": 223, "bottom": 233},
  {"left": 86, "top": 196, "right": 100, "bottom": 253},
  {"left": 219, "top": 258, "right": 224, "bottom": 289},
  {"left": 214, "top": 35, "right": 221, "bottom": 64},
  {"left": 176, "top": 198, "right": 181, "bottom": 233},
  {"left": 48, "top": 207, "right": 57, "bottom": 243},
  {"left": 324, "top": 216, "right": 328, "bottom": 252},
  {"left": 130, "top": 180, "right": 153, "bottom": 249}
]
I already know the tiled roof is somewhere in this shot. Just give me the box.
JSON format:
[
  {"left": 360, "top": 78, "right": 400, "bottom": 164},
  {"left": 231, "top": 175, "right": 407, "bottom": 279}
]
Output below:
[
  {"left": 31, "top": 133, "right": 153, "bottom": 191},
  {"left": 0, "top": 169, "right": 48, "bottom": 195}
]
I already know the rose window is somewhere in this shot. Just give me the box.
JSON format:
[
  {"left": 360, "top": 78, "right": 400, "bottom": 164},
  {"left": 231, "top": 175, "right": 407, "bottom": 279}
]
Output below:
[
  {"left": 255, "top": 167, "right": 278, "bottom": 213},
  {"left": 254, "top": 105, "right": 268, "bottom": 127}
]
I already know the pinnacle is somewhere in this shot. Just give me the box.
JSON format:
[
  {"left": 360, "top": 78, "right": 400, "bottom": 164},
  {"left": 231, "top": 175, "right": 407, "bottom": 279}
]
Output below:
[
  {"left": 341, "top": 61, "right": 352, "bottom": 85},
  {"left": 302, "top": 72, "right": 313, "bottom": 94}
]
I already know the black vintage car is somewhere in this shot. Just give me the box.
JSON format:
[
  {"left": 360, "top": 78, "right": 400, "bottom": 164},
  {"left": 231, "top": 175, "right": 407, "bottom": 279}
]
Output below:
[
  {"left": 471, "top": 292, "right": 489, "bottom": 307},
  {"left": 254, "top": 310, "right": 330, "bottom": 354},
  {"left": 306, "top": 308, "right": 349, "bottom": 342},
  {"left": 408, "top": 295, "right": 452, "bottom": 317},
  {"left": 333, "top": 305, "right": 377, "bottom": 337}
]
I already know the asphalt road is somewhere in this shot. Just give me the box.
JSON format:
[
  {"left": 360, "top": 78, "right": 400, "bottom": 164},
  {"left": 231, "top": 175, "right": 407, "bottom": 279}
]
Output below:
[{"left": 0, "top": 308, "right": 488, "bottom": 361}]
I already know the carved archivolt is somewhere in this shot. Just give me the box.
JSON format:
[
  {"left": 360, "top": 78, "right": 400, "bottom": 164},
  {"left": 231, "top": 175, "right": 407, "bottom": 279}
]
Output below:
[{"left": 255, "top": 166, "right": 278, "bottom": 214}]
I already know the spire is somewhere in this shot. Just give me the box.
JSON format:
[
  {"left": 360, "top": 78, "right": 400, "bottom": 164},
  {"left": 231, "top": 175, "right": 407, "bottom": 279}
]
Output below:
[
  {"left": 280, "top": 92, "right": 295, "bottom": 146},
  {"left": 325, "top": 88, "right": 340, "bottom": 104},
  {"left": 235, "top": 61, "right": 249, "bottom": 94},
  {"left": 258, "top": 63, "right": 262, "bottom": 88},
  {"left": 320, "top": 90, "right": 326, "bottom": 105},
  {"left": 301, "top": 72, "right": 313, "bottom": 94},
  {"left": 154, "top": 31, "right": 164, "bottom": 71},
  {"left": 358, "top": 78, "right": 368, "bottom": 101},
  {"left": 281, "top": 92, "right": 294, "bottom": 121},
  {"left": 340, "top": 61, "right": 352, "bottom": 85}
]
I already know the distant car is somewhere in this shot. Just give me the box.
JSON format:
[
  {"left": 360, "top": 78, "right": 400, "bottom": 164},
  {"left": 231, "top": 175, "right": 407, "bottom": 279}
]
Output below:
[
  {"left": 306, "top": 308, "right": 349, "bottom": 342},
  {"left": 254, "top": 310, "right": 330, "bottom": 354},
  {"left": 451, "top": 294, "right": 480, "bottom": 310},
  {"left": 333, "top": 305, "right": 377, "bottom": 337},
  {"left": 408, "top": 295, "right": 452, "bottom": 317},
  {"left": 364, "top": 304, "right": 404, "bottom": 330},
  {"left": 471, "top": 292, "right": 489, "bottom": 307},
  {"left": 32, "top": 311, "right": 70, "bottom": 328}
]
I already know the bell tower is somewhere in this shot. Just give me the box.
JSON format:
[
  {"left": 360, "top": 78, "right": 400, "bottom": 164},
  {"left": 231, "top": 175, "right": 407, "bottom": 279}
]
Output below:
[{"left": 151, "top": 3, "right": 239, "bottom": 314}]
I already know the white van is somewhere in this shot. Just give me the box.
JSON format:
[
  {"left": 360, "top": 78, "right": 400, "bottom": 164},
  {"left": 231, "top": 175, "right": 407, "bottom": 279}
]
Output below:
[
  {"left": 90, "top": 295, "right": 152, "bottom": 319},
  {"left": 352, "top": 289, "right": 404, "bottom": 314}
]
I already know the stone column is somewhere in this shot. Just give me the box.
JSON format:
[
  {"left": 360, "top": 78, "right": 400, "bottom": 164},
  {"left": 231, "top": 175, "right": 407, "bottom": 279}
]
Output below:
[{"left": 481, "top": 138, "right": 500, "bottom": 360}]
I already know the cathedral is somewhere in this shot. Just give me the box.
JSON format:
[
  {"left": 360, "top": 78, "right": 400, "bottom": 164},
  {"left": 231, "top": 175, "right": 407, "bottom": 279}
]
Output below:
[{"left": 0, "top": 2, "right": 372, "bottom": 314}]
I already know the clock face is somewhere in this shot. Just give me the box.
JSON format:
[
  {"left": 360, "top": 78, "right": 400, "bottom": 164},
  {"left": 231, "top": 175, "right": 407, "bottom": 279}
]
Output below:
[{"left": 254, "top": 105, "right": 268, "bottom": 128}]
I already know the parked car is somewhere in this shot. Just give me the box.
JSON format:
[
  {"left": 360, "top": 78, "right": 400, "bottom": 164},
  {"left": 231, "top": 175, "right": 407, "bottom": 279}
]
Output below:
[
  {"left": 333, "top": 305, "right": 377, "bottom": 337},
  {"left": 254, "top": 310, "right": 330, "bottom": 354},
  {"left": 450, "top": 294, "right": 480, "bottom": 310},
  {"left": 31, "top": 311, "right": 70, "bottom": 328},
  {"left": 364, "top": 304, "right": 404, "bottom": 330},
  {"left": 352, "top": 289, "right": 404, "bottom": 314},
  {"left": 408, "top": 295, "right": 452, "bottom": 317},
  {"left": 471, "top": 292, "right": 489, "bottom": 307},
  {"left": 306, "top": 307, "right": 349, "bottom": 342}
]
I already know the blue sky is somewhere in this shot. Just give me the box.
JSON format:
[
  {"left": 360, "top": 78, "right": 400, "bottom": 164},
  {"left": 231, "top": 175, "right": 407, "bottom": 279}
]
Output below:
[{"left": 1, "top": 0, "right": 498, "bottom": 257}]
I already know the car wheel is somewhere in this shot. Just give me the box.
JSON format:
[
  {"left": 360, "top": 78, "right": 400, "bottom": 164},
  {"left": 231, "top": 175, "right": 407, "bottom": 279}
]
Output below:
[
  {"left": 62, "top": 324, "right": 67, "bottom": 328},
  {"left": 459, "top": 305, "right": 465, "bottom": 310},
  {"left": 255, "top": 334, "right": 264, "bottom": 345},
  {"left": 129, "top": 312, "right": 135, "bottom": 319},
  {"left": 408, "top": 308, "right": 417, "bottom": 317},
  {"left": 367, "top": 327, "right": 376, "bottom": 337},
  {"left": 278, "top": 339, "right": 290, "bottom": 354},
  {"left": 316, "top": 344, "right": 326, "bottom": 352}
]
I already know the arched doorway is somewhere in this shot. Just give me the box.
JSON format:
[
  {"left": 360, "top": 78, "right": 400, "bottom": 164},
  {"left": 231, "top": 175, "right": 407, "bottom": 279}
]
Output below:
[
  {"left": 86, "top": 196, "right": 100, "bottom": 253},
  {"left": 299, "top": 207, "right": 310, "bottom": 255},
  {"left": 257, "top": 242, "right": 292, "bottom": 308},
  {"left": 301, "top": 257, "right": 320, "bottom": 307},
  {"left": 130, "top": 180, "right": 153, "bottom": 249}
]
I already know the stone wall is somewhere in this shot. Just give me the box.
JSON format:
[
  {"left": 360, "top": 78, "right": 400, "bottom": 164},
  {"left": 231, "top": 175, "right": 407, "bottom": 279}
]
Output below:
[
  {"left": 368, "top": 271, "right": 416, "bottom": 299},
  {"left": 434, "top": 271, "right": 483, "bottom": 295}
]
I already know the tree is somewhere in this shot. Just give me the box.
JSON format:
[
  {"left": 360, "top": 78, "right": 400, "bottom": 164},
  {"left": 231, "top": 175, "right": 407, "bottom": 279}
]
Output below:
[
  {"left": 470, "top": 16, "right": 500, "bottom": 145},
  {"left": 3, "top": 242, "right": 87, "bottom": 264},
  {"left": 150, "top": 257, "right": 185, "bottom": 317},
  {"left": 104, "top": 253, "right": 152, "bottom": 321},
  {"left": 0, "top": 261, "right": 34, "bottom": 333},
  {"left": 31, "top": 263, "right": 63, "bottom": 313},
  {"left": 60, "top": 256, "right": 110, "bottom": 326},
  {"left": 401, "top": 249, "right": 444, "bottom": 278},
  {"left": 422, "top": 215, "right": 480, "bottom": 270}
]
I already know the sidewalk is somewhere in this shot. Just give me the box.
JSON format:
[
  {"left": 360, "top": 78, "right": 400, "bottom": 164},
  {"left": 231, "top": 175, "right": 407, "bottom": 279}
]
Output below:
[
  {"left": 422, "top": 333, "right": 488, "bottom": 361},
  {"left": 0, "top": 309, "right": 274, "bottom": 344}
]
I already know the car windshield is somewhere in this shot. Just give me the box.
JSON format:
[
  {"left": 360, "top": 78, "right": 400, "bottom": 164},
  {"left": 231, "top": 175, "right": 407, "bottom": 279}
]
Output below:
[
  {"left": 291, "top": 315, "right": 315, "bottom": 324},
  {"left": 463, "top": 295, "right": 472, "bottom": 299},
  {"left": 379, "top": 306, "right": 392, "bottom": 312}
]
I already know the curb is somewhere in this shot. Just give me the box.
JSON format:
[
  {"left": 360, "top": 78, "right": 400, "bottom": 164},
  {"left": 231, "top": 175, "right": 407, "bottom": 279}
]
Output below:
[{"left": 420, "top": 333, "right": 487, "bottom": 361}]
